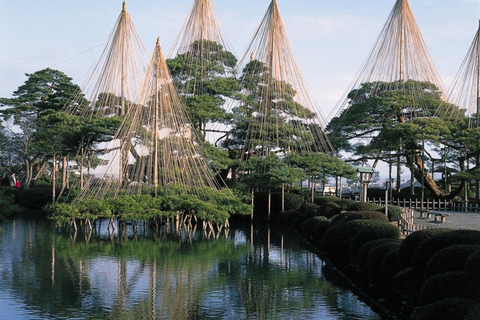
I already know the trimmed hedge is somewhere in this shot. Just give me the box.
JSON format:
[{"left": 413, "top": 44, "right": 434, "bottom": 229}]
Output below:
[
  {"left": 301, "top": 216, "right": 329, "bottom": 238},
  {"left": 313, "top": 196, "right": 339, "bottom": 206},
  {"left": 366, "top": 241, "right": 402, "bottom": 284},
  {"left": 464, "top": 250, "right": 480, "bottom": 301},
  {"left": 381, "top": 247, "right": 401, "bottom": 287},
  {"left": 317, "top": 202, "right": 341, "bottom": 219},
  {"left": 298, "top": 203, "right": 319, "bottom": 219},
  {"left": 334, "top": 198, "right": 356, "bottom": 211},
  {"left": 346, "top": 202, "right": 382, "bottom": 212},
  {"left": 254, "top": 192, "right": 305, "bottom": 214},
  {"left": 419, "top": 272, "right": 471, "bottom": 305},
  {"left": 18, "top": 186, "right": 53, "bottom": 209},
  {"left": 351, "top": 238, "right": 399, "bottom": 274},
  {"left": 423, "top": 244, "right": 480, "bottom": 281},
  {"left": 378, "top": 206, "right": 402, "bottom": 221},
  {"left": 310, "top": 218, "right": 332, "bottom": 244},
  {"left": 414, "top": 298, "right": 479, "bottom": 320},
  {"left": 398, "top": 228, "right": 451, "bottom": 268},
  {"left": 331, "top": 210, "right": 389, "bottom": 226},
  {"left": 412, "top": 230, "right": 480, "bottom": 271},
  {"left": 349, "top": 221, "right": 400, "bottom": 256}
]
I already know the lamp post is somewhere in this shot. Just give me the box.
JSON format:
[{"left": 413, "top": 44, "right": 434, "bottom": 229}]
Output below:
[{"left": 358, "top": 166, "right": 374, "bottom": 202}]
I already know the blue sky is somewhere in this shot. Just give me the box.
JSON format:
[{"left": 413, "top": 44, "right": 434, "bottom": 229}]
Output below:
[{"left": 0, "top": 0, "right": 479, "bottom": 120}]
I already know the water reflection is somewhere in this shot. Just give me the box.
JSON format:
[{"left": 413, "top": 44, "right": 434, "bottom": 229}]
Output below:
[{"left": 0, "top": 219, "right": 380, "bottom": 319}]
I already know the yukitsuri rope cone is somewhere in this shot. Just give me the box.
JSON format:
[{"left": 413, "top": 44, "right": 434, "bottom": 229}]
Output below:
[
  {"left": 326, "top": 0, "right": 448, "bottom": 193},
  {"left": 77, "top": 37, "right": 227, "bottom": 202},
  {"left": 63, "top": 1, "right": 150, "bottom": 192},
  {"left": 328, "top": 0, "right": 446, "bottom": 123},
  {"left": 224, "top": 0, "right": 334, "bottom": 167},
  {"left": 167, "top": 0, "right": 238, "bottom": 143},
  {"left": 436, "top": 21, "right": 480, "bottom": 128}
]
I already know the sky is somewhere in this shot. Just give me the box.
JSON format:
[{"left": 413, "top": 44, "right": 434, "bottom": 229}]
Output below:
[
  {"left": 0, "top": 0, "right": 479, "bottom": 180},
  {"left": 1, "top": 0, "right": 479, "bottom": 119}
]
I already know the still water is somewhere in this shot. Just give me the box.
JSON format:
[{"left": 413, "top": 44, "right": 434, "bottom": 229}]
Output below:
[{"left": 0, "top": 218, "right": 381, "bottom": 320}]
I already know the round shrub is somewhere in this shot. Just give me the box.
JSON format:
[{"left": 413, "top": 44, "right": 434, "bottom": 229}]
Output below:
[
  {"left": 424, "top": 244, "right": 480, "bottom": 281},
  {"left": 381, "top": 247, "right": 401, "bottom": 287},
  {"left": 420, "top": 272, "right": 471, "bottom": 305},
  {"left": 333, "top": 198, "right": 356, "bottom": 210},
  {"left": 378, "top": 206, "right": 402, "bottom": 221},
  {"left": 310, "top": 218, "right": 331, "bottom": 244},
  {"left": 412, "top": 230, "right": 480, "bottom": 271},
  {"left": 331, "top": 210, "right": 389, "bottom": 226},
  {"left": 18, "top": 186, "right": 53, "bottom": 209},
  {"left": 351, "top": 238, "right": 399, "bottom": 274},
  {"left": 465, "top": 304, "right": 480, "bottom": 320},
  {"left": 366, "top": 241, "right": 402, "bottom": 284},
  {"left": 349, "top": 220, "right": 400, "bottom": 256},
  {"left": 298, "top": 203, "right": 319, "bottom": 219},
  {"left": 301, "top": 216, "right": 329, "bottom": 238},
  {"left": 313, "top": 196, "right": 338, "bottom": 206},
  {"left": 346, "top": 202, "right": 382, "bottom": 212},
  {"left": 398, "top": 228, "right": 451, "bottom": 268},
  {"left": 285, "top": 209, "right": 301, "bottom": 226},
  {"left": 322, "top": 220, "right": 371, "bottom": 265},
  {"left": 414, "top": 298, "right": 479, "bottom": 320},
  {"left": 317, "top": 202, "right": 341, "bottom": 218},
  {"left": 291, "top": 216, "right": 304, "bottom": 230},
  {"left": 464, "top": 249, "right": 480, "bottom": 301},
  {"left": 281, "top": 192, "right": 305, "bottom": 211},
  {"left": 393, "top": 267, "right": 423, "bottom": 304}
]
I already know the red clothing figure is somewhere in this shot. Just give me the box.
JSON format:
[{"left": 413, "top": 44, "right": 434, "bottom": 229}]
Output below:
[{"left": 15, "top": 180, "right": 20, "bottom": 188}]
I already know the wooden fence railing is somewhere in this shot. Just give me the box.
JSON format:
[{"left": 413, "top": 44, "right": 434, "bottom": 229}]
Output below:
[
  {"left": 366, "top": 198, "right": 479, "bottom": 213},
  {"left": 397, "top": 207, "right": 433, "bottom": 236}
]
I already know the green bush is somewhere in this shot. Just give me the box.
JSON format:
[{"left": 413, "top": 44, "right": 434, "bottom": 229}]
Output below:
[
  {"left": 414, "top": 298, "right": 479, "bottom": 320},
  {"left": 253, "top": 192, "right": 303, "bottom": 215},
  {"left": 420, "top": 272, "right": 471, "bottom": 305},
  {"left": 424, "top": 244, "right": 480, "bottom": 281},
  {"left": 333, "top": 198, "right": 356, "bottom": 210},
  {"left": 313, "top": 196, "right": 338, "bottom": 206},
  {"left": 0, "top": 189, "right": 24, "bottom": 220},
  {"left": 349, "top": 220, "right": 400, "bottom": 256},
  {"left": 346, "top": 202, "right": 382, "bottom": 212},
  {"left": 331, "top": 210, "right": 389, "bottom": 226},
  {"left": 298, "top": 202, "right": 319, "bottom": 219},
  {"left": 301, "top": 216, "right": 329, "bottom": 238},
  {"left": 366, "top": 241, "right": 402, "bottom": 284},
  {"left": 310, "top": 218, "right": 331, "bottom": 244},
  {"left": 393, "top": 267, "right": 423, "bottom": 304},
  {"left": 322, "top": 220, "right": 377, "bottom": 265},
  {"left": 464, "top": 250, "right": 480, "bottom": 301},
  {"left": 465, "top": 304, "right": 480, "bottom": 320},
  {"left": 285, "top": 209, "right": 301, "bottom": 226},
  {"left": 381, "top": 247, "right": 401, "bottom": 287},
  {"left": 351, "top": 238, "right": 400, "bottom": 274},
  {"left": 378, "top": 206, "right": 402, "bottom": 221},
  {"left": 398, "top": 228, "right": 451, "bottom": 269},
  {"left": 18, "top": 186, "right": 53, "bottom": 209},
  {"left": 412, "top": 230, "right": 480, "bottom": 271},
  {"left": 317, "top": 202, "right": 341, "bottom": 218}
]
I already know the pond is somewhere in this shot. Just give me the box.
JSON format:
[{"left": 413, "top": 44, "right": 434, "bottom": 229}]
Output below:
[{"left": 0, "top": 218, "right": 381, "bottom": 320}]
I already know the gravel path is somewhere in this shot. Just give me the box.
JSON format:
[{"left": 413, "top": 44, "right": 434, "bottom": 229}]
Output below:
[{"left": 413, "top": 210, "right": 480, "bottom": 231}]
